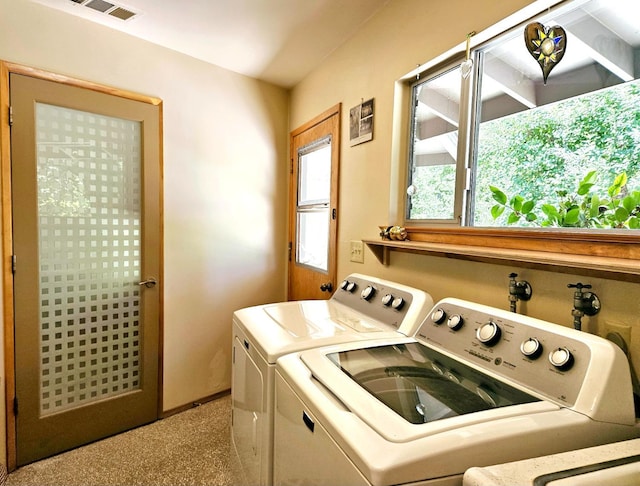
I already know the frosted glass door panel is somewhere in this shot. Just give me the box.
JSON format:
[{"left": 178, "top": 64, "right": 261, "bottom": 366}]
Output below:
[{"left": 36, "top": 103, "right": 142, "bottom": 416}]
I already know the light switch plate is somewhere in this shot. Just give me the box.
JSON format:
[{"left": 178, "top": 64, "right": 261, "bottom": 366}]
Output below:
[{"left": 350, "top": 240, "right": 364, "bottom": 263}]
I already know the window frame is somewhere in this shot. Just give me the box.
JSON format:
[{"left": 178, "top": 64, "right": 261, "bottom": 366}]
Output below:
[
  {"left": 386, "top": 0, "right": 640, "bottom": 278},
  {"left": 405, "top": 59, "right": 471, "bottom": 226}
]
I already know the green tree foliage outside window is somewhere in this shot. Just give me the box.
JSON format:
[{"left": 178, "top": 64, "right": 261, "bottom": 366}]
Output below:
[
  {"left": 409, "top": 164, "right": 456, "bottom": 220},
  {"left": 473, "top": 80, "right": 640, "bottom": 228},
  {"left": 489, "top": 170, "right": 640, "bottom": 228}
]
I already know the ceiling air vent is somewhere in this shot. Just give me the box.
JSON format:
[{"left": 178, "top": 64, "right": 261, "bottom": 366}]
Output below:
[
  {"left": 108, "top": 7, "right": 136, "bottom": 21},
  {"left": 68, "top": 0, "right": 138, "bottom": 21}
]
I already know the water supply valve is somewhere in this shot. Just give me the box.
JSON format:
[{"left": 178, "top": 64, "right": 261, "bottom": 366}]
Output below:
[
  {"left": 567, "top": 282, "right": 600, "bottom": 330},
  {"left": 508, "top": 273, "right": 532, "bottom": 313}
]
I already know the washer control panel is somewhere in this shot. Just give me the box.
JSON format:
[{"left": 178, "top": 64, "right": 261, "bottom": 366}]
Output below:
[
  {"left": 331, "top": 274, "right": 431, "bottom": 332},
  {"left": 415, "top": 298, "right": 593, "bottom": 407}
]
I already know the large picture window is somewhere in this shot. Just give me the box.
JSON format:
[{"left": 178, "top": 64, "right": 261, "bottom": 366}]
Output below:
[{"left": 406, "top": 0, "right": 640, "bottom": 231}]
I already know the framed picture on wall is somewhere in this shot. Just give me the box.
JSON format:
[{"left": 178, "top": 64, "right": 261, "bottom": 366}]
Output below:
[{"left": 349, "top": 98, "right": 374, "bottom": 146}]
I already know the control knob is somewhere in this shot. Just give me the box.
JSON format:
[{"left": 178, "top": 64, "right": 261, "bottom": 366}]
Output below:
[
  {"left": 361, "top": 286, "right": 376, "bottom": 301},
  {"left": 476, "top": 321, "right": 501, "bottom": 346},
  {"left": 344, "top": 281, "right": 357, "bottom": 293},
  {"left": 391, "top": 296, "right": 405, "bottom": 310},
  {"left": 381, "top": 294, "right": 394, "bottom": 306},
  {"left": 549, "top": 347, "right": 574, "bottom": 371},
  {"left": 520, "top": 338, "right": 543, "bottom": 359},
  {"left": 447, "top": 314, "right": 464, "bottom": 331},
  {"left": 431, "top": 308, "right": 446, "bottom": 324}
]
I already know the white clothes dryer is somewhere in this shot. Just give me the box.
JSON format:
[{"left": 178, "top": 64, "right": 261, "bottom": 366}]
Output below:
[
  {"left": 231, "top": 273, "right": 434, "bottom": 486},
  {"left": 274, "top": 298, "right": 640, "bottom": 486}
]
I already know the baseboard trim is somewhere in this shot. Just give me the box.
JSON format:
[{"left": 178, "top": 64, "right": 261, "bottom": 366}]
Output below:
[{"left": 161, "top": 389, "right": 231, "bottom": 419}]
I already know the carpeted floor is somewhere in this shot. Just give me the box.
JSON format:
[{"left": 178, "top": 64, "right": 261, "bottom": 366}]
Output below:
[{"left": 6, "top": 394, "right": 238, "bottom": 486}]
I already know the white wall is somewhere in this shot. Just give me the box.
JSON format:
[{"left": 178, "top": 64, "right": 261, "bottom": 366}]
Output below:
[
  {"left": 0, "top": 0, "right": 289, "bottom": 431},
  {"left": 291, "top": 0, "right": 640, "bottom": 377}
]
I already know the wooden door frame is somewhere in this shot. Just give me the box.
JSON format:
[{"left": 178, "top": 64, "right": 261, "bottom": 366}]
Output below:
[
  {"left": 287, "top": 103, "right": 341, "bottom": 300},
  {"left": 0, "top": 61, "right": 164, "bottom": 471}
]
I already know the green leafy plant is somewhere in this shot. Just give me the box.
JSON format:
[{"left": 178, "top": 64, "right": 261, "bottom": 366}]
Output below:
[{"left": 489, "top": 171, "right": 640, "bottom": 229}]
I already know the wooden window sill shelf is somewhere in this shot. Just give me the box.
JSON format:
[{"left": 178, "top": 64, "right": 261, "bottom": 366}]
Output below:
[{"left": 363, "top": 239, "right": 640, "bottom": 283}]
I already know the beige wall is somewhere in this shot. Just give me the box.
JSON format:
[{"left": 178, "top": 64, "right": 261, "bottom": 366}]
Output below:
[
  {"left": 291, "top": 0, "right": 640, "bottom": 375},
  {"left": 0, "top": 0, "right": 289, "bottom": 428}
]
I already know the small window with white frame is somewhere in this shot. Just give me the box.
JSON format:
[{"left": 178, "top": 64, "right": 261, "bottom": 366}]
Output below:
[
  {"left": 406, "top": 63, "right": 464, "bottom": 223},
  {"left": 405, "top": 0, "right": 640, "bottom": 230}
]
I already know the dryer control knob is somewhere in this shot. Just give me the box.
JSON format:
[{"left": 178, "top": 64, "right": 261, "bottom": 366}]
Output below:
[
  {"left": 447, "top": 314, "right": 464, "bottom": 331},
  {"left": 361, "top": 286, "right": 376, "bottom": 301},
  {"left": 476, "top": 321, "right": 501, "bottom": 346},
  {"left": 340, "top": 280, "right": 350, "bottom": 290},
  {"left": 549, "top": 347, "right": 574, "bottom": 371},
  {"left": 521, "top": 338, "right": 543, "bottom": 359},
  {"left": 431, "top": 308, "right": 446, "bottom": 324},
  {"left": 391, "top": 296, "right": 405, "bottom": 310},
  {"left": 346, "top": 281, "right": 357, "bottom": 293},
  {"left": 382, "top": 294, "right": 394, "bottom": 306}
]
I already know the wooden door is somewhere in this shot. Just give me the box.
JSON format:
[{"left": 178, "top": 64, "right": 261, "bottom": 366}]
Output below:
[
  {"left": 9, "top": 71, "right": 162, "bottom": 466},
  {"left": 288, "top": 104, "right": 340, "bottom": 301}
]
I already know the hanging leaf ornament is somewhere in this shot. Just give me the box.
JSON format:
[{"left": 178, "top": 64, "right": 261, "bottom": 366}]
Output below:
[{"left": 524, "top": 22, "right": 566, "bottom": 84}]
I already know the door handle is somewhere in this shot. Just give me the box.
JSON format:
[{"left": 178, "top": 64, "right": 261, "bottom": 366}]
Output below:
[
  {"left": 320, "top": 282, "right": 333, "bottom": 292},
  {"left": 138, "top": 277, "right": 157, "bottom": 288},
  {"left": 302, "top": 411, "right": 315, "bottom": 432}
]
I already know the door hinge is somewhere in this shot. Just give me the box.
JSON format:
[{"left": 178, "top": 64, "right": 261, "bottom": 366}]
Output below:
[
  {"left": 290, "top": 158, "right": 294, "bottom": 174},
  {"left": 8, "top": 106, "right": 13, "bottom": 126},
  {"left": 288, "top": 242, "right": 292, "bottom": 261},
  {"left": 11, "top": 255, "right": 16, "bottom": 274},
  {"left": 332, "top": 208, "right": 337, "bottom": 220},
  {"left": 13, "top": 397, "right": 18, "bottom": 416}
]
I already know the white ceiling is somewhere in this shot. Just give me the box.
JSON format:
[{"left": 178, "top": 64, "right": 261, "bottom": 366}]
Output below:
[{"left": 30, "top": 0, "right": 389, "bottom": 88}]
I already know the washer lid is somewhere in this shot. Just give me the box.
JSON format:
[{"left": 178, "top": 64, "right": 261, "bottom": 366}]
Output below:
[
  {"left": 234, "top": 300, "right": 400, "bottom": 363},
  {"left": 325, "top": 341, "right": 539, "bottom": 424},
  {"left": 263, "top": 300, "right": 392, "bottom": 337},
  {"left": 298, "top": 338, "right": 558, "bottom": 443}
]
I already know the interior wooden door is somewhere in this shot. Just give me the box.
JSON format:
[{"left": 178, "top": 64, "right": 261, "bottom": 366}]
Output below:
[
  {"left": 10, "top": 72, "right": 162, "bottom": 465},
  {"left": 288, "top": 104, "right": 340, "bottom": 301}
]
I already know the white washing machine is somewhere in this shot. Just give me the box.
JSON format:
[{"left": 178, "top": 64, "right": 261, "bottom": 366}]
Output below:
[
  {"left": 231, "top": 273, "right": 434, "bottom": 486},
  {"left": 273, "top": 298, "right": 640, "bottom": 486}
]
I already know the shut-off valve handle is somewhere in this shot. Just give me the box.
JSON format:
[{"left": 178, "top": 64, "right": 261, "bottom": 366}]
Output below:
[
  {"left": 508, "top": 273, "right": 532, "bottom": 313},
  {"left": 567, "top": 282, "right": 601, "bottom": 331}
]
